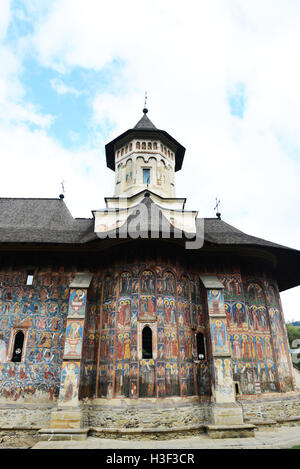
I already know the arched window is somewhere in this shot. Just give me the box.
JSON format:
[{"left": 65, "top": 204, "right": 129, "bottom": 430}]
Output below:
[
  {"left": 196, "top": 333, "right": 205, "bottom": 360},
  {"left": 143, "top": 168, "right": 150, "bottom": 184},
  {"left": 11, "top": 331, "right": 25, "bottom": 362},
  {"left": 142, "top": 326, "right": 153, "bottom": 359},
  {"left": 136, "top": 142, "right": 140, "bottom": 149}
]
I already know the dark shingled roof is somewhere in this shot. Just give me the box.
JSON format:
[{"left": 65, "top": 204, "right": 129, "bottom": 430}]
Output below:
[
  {"left": 0, "top": 198, "right": 95, "bottom": 244},
  {"left": 201, "top": 218, "right": 289, "bottom": 249},
  {"left": 0, "top": 197, "right": 300, "bottom": 291},
  {"left": 0, "top": 197, "right": 295, "bottom": 249}
]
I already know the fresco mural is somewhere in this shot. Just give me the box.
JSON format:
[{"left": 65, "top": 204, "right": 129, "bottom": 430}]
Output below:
[
  {"left": 59, "top": 361, "right": 80, "bottom": 403},
  {"left": 64, "top": 320, "right": 83, "bottom": 358},
  {"left": 68, "top": 289, "right": 86, "bottom": 318},
  {"left": 214, "top": 358, "right": 234, "bottom": 400},
  {"left": 0, "top": 265, "right": 293, "bottom": 403},
  {"left": 0, "top": 270, "right": 70, "bottom": 402},
  {"left": 224, "top": 275, "right": 293, "bottom": 394}
]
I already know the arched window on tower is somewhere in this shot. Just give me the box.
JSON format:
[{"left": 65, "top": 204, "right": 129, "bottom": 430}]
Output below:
[
  {"left": 11, "top": 330, "right": 25, "bottom": 363},
  {"left": 142, "top": 326, "right": 153, "bottom": 359},
  {"left": 196, "top": 332, "right": 205, "bottom": 360}
]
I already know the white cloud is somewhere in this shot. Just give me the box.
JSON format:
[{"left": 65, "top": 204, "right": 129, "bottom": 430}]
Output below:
[
  {"left": 0, "top": 0, "right": 12, "bottom": 41},
  {"left": 50, "top": 77, "right": 82, "bottom": 96},
  {"left": 1, "top": 0, "right": 300, "bottom": 320}
]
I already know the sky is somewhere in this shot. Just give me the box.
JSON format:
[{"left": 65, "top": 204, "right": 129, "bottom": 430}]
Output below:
[{"left": 0, "top": 0, "right": 300, "bottom": 321}]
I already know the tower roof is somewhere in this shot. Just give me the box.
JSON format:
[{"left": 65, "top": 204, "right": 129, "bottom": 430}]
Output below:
[
  {"left": 105, "top": 111, "right": 185, "bottom": 172},
  {"left": 133, "top": 112, "right": 157, "bottom": 130}
]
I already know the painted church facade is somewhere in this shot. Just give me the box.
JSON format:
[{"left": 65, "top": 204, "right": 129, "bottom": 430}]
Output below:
[{"left": 0, "top": 110, "right": 299, "bottom": 440}]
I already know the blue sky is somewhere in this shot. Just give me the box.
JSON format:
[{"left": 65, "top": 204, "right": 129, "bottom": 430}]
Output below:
[
  {"left": 1, "top": 0, "right": 300, "bottom": 319},
  {"left": 227, "top": 83, "right": 246, "bottom": 119},
  {"left": 4, "top": 3, "right": 125, "bottom": 147}
]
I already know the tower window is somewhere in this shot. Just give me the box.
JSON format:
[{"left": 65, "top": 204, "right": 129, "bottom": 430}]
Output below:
[
  {"left": 142, "top": 326, "right": 153, "bottom": 359},
  {"left": 26, "top": 271, "right": 34, "bottom": 286},
  {"left": 196, "top": 333, "right": 205, "bottom": 360},
  {"left": 143, "top": 168, "right": 150, "bottom": 184},
  {"left": 11, "top": 331, "right": 25, "bottom": 363}
]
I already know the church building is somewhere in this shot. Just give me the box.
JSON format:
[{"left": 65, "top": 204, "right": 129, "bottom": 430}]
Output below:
[{"left": 0, "top": 109, "right": 300, "bottom": 440}]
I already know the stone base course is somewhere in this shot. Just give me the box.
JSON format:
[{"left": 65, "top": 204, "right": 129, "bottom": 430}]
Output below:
[
  {"left": 204, "top": 424, "right": 255, "bottom": 439},
  {"left": 0, "top": 392, "right": 299, "bottom": 444},
  {"left": 238, "top": 392, "right": 300, "bottom": 425}
]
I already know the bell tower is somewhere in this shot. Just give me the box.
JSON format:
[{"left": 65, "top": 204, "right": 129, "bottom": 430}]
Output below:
[
  {"left": 105, "top": 108, "right": 185, "bottom": 200},
  {"left": 94, "top": 108, "right": 197, "bottom": 237}
]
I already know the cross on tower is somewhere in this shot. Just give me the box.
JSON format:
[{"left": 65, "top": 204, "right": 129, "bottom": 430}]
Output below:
[
  {"left": 214, "top": 198, "right": 221, "bottom": 219},
  {"left": 59, "top": 180, "right": 65, "bottom": 200},
  {"left": 143, "top": 92, "right": 148, "bottom": 114}
]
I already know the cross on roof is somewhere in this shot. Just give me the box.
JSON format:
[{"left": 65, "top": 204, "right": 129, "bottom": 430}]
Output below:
[{"left": 214, "top": 198, "right": 221, "bottom": 219}]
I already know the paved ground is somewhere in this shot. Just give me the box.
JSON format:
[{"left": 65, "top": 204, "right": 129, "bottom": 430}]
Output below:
[{"left": 31, "top": 425, "right": 300, "bottom": 449}]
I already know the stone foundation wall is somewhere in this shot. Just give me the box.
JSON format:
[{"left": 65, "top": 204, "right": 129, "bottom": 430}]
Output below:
[
  {"left": 85, "top": 398, "right": 211, "bottom": 430},
  {"left": 0, "top": 404, "right": 56, "bottom": 447},
  {"left": 239, "top": 392, "right": 300, "bottom": 424},
  {"left": 0, "top": 393, "right": 299, "bottom": 442},
  {"left": 0, "top": 404, "right": 55, "bottom": 428}
]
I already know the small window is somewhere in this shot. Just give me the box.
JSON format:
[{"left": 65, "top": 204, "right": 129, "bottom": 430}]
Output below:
[
  {"left": 11, "top": 331, "right": 25, "bottom": 363},
  {"left": 136, "top": 142, "right": 140, "bottom": 149},
  {"left": 143, "top": 168, "right": 150, "bottom": 184},
  {"left": 196, "top": 333, "right": 205, "bottom": 360},
  {"left": 148, "top": 142, "right": 152, "bottom": 150},
  {"left": 142, "top": 326, "right": 153, "bottom": 359},
  {"left": 26, "top": 271, "right": 34, "bottom": 286},
  {"left": 234, "top": 382, "right": 241, "bottom": 396}
]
